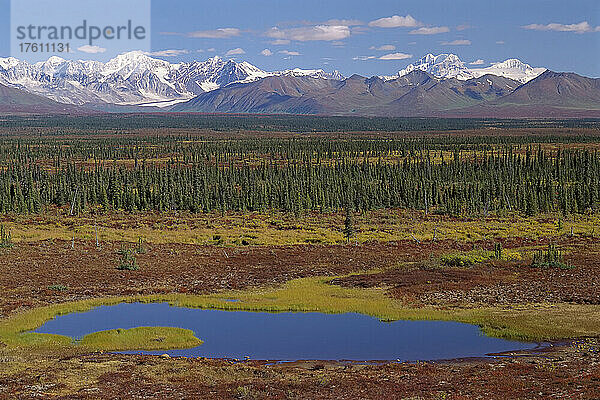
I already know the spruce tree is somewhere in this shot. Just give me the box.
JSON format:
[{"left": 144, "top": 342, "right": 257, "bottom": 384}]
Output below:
[{"left": 343, "top": 208, "right": 356, "bottom": 243}]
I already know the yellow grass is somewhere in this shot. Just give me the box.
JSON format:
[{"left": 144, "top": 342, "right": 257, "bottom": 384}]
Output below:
[
  {"left": 2, "top": 210, "right": 599, "bottom": 246},
  {"left": 80, "top": 327, "right": 202, "bottom": 351}
]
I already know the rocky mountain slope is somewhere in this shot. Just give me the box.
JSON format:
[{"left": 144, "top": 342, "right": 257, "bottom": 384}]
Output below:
[
  {"left": 0, "top": 83, "right": 87, "bottom": 114},
  {"left": 172, "top": 71, "right": 521, "bottom": 116}
]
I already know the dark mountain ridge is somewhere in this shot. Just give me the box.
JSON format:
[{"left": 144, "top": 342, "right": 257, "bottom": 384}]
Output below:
[{"left": 1, "top": 69, "right": 598, "bottom": 118}]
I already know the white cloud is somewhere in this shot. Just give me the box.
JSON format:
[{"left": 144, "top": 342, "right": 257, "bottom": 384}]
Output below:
[
  {"left": 456, "top": 24, "right": 471, "bottom": 31},
  {"left": 379, "top": 52, "right": 413, "bottom": 60},
  {"left": 370, "top": 45, "right": 396, "bottom": 51},
  {"left": 469, "top": 59, "right": 485, "bottom": 65},
  {"left": 266, "top": 25, "right": 351, "bottom": 41},
  {"left": 409, "top": 26, "right": 450, "bottom": 35},
  {"left": 147, "top": 49, "right": 190, "bottom": 57},
  {"left": 353, "top": 55, "right": 376, "bottom": 61},
  {"left": 279, "top": 50, "right": 301, "bottom": 56},
  {"left": 496, "top": 41, "right": 505, "bottom": 45},
  {"left": 207, "top": 48, "right": 216, "bottom": 52},
  {"left": 351, "top": 26, "right": 369, "bottom": 35},
  {"left": 260, "top": 49, "right": 273, "bottom": 56},
  {"left": 522, "top": 21, "right": 599, "bottom": 34},
  {"left": 325, "top": 19, "right": 363, "bottom": 26},
  {"left": 270, "top": 39, "right": 291, "bottom": 45},
  {"left": 331, "top": 41, "right": 346, "bottom": 46},
  {"left": 369, "top": 15, "right": 421, "bottom": 28},
  {"left": 442, "top": 39, "right": 471, "bottom": 45},
  {"left": 77, "top": 45, "right": 106, "bottom": 54},
  {"left": 225, "top": 48, "right": 245, "bottom": 56},
  {"left": 188, "top": 28, "right": 241, "bottom": 38}
]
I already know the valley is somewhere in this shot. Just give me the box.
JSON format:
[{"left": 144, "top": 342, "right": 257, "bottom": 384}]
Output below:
[{"left": 0, "top": 118, "right": 599, "bottom": 398}]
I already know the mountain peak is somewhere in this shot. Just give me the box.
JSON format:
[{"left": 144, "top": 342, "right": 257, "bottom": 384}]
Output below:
[
  {"left": 330, "top": 70, "right": 345, "bottom": 80},
  {"left": 0, "top": 57, "right": 21, "bottom": 70},
  {"left": 395, "top": 53, "right": 545, "bottom": 84},
  {"left": 113, "top": 50, "right": 151, "bottom": 62},
  {"left": 347, "top": 74, "right": 366, "bottom": 80},
  {"left": 207, "top": 55, "right": 223, "bottom": 63},
  {"left": 398, "top": 53, "right": 470, "bottom": 80},
  {"left": 104, "top": 51, "right": 157, "bottom": 69},
  {"left": 274, "top": 68, "right": 344, "bottom": 81},
  {"left": 471, "top": 59, "right": 546, "bottom": 83},
  {"left": 492, "top": 59, "right": 527, "bottom": 68},
  {"left": 45, "top": 56, "right": 66, "bottom": 64}
]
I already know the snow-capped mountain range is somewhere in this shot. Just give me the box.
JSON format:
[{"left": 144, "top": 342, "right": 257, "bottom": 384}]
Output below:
[
  {"left": 0, "top": 51, "right": 546, "bottom": 108},
  {"left": 391, "top": 54, "right": 546, "bottom": 84},
  {"left": 0, "top": 51, "right": 344, "bottom": 107}
]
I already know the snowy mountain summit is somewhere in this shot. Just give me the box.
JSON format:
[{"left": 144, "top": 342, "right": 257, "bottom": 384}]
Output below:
[
  {"left": 395, "top": 54, "right": 546, "bottom": 84},
  {"left": 471, "top": 59, "right": 547, "bottom": 84},
  {"left": 0, "top": 51, "right": 344, "bottom": 107},
  {"left": 397, "top": 54, "right": 472, "bottom": 80}
]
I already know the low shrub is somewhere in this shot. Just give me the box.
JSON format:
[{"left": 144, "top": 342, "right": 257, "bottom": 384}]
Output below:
[
  {"left": 116, "top": 247, "right": 139, "bottom": 271},
  {"left": 441, "top": 248, "right": 521, "bottom": 268},
  {"left": 47, "top": 284, "right": 69, "bottom": 292},
  {"left": 441, "top": 251, "right": 491, "bottom": 267}
]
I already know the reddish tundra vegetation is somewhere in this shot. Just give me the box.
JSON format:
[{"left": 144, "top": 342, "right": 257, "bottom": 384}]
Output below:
[{"left": 1, "top": 120, "right": 600, "bottom": 399}]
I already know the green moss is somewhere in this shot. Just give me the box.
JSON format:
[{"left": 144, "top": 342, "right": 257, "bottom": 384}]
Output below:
[
  {"left": 80, "top": 327, "right": 202, "bottom": 351},
  {"left": 16, "top": 332, "right": 73, "bottom": 347}
]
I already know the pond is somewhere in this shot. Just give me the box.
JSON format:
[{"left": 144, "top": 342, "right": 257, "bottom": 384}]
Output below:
[{"left": 35, "top": 303, "right": 541, "bottom": 361}]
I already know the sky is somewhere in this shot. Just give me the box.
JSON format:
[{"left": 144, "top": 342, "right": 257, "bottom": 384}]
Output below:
[{"left": 0, "top": 0, "right": 598, "bottom": 77}]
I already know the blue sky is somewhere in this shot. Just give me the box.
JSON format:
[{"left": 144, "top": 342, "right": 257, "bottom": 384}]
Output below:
[{"left": 1, "top": 0, "right": 598, "bottom": 77}]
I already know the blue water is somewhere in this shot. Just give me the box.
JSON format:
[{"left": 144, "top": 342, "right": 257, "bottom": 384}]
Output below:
[{"left": 34, "top": 303, "right": 539, "bottom": 361}]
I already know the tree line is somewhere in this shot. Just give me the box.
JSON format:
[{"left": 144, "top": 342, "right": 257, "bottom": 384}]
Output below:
[
  {"left": 0, "top": 137, "right": 598, "bottom": 216},
  {"left": 0, "top": 115, "right": 597, "bottom": 133}
]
